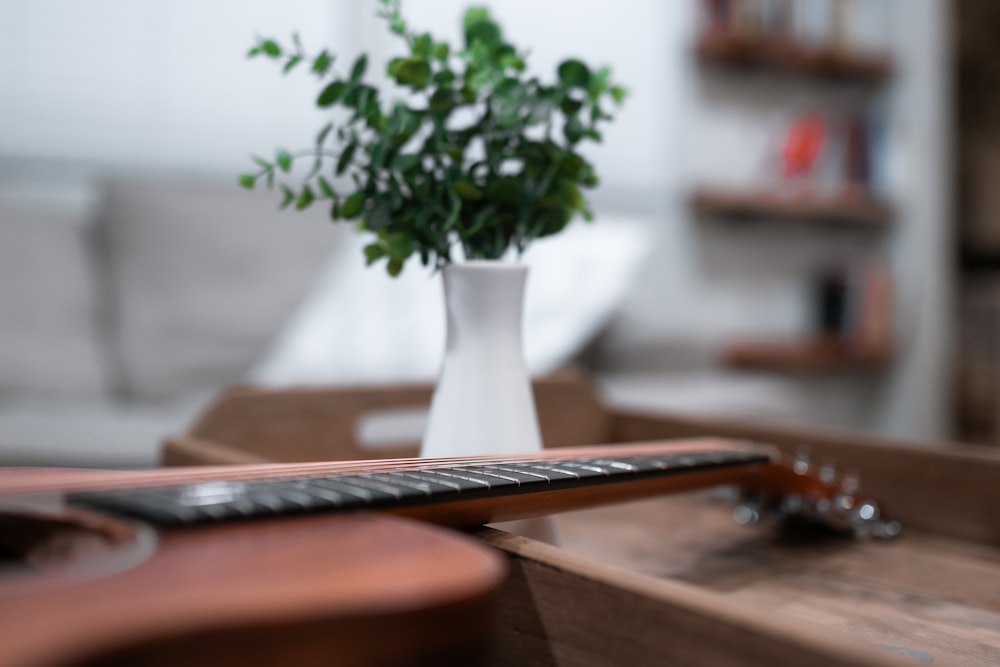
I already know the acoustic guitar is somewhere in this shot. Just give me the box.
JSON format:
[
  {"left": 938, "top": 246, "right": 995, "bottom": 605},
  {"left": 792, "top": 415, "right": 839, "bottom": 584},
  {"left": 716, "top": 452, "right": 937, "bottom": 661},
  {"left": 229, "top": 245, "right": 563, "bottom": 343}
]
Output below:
[{"left": 0, "top": 438, "right": 892, "bottom": 667}]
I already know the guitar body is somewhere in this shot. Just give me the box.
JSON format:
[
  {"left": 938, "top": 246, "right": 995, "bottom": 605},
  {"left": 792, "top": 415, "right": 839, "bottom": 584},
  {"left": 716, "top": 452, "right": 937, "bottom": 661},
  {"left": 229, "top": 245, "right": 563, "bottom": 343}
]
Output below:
[{"left": 0, "top": 511, "right": 505, "bottom": 667}]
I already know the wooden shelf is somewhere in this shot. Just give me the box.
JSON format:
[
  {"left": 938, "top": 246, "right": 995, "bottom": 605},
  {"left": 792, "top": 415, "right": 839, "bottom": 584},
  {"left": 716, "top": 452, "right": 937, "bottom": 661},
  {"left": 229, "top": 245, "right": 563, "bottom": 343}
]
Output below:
[
  {"left": 722, "top": 337, "right": 890, "bottom": 373},
  {"left": 691, "top": 189, "right": 894, "bottom": 228},
  {"left": 696, "top": 33, "right": 893, "bottom": 81}
]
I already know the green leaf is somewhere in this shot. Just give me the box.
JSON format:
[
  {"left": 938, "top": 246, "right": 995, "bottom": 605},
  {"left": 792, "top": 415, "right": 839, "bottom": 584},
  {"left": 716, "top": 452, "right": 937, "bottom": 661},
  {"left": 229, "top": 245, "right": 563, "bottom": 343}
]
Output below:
[
  {"left": 341, "top": 191, "right": 365, "bottom": 218},
  {"left": 317, "top": 81, "right": 348, "bottom": 107},
  {"left": 350, "top": 54, "right": 368, "bottom": 82},
  {"left": 364, "top": 243, "right": 386, "bottom": 265},
  {"left": 336, "top": 141, "right": 357, "bottom": 175},
  {"left": 251, "top": 154, "right": 272, "bottom": 169},
  {"left": 564, "top": 116, "right": 585, "bottom": 143},
  {"left": 558, "top": 59, "right": 591, "bottom": 88},
  {"left": 261, "top": 40, "right": 281, "bottom": 58},
  {"left": 588, "top": 66, "right": 610, "bottom": 99},
  {"left": 386, "top": 258, "right": 404, "bottom": 277},
  {"left": 387, "top": 57, "right": 406, "bottom": 77},
  {"left": 384, "top": 231, "right": 415, "bottom": 259},
  {"left": 433, "top": 68, "right": 455, "bottom": 86},
  {"left": 610, "top": 85, "right": 626, "bottom": 104},
  {"left": 465, "top": 19, "right": 501, "bottom": 48},
  {"left": 316, "top": 122, "right": 333, "bottom": 147},
  {"left": 429, "top": 88, "right": 454, "bottom": 114},
  {"left": 247, "top": 46, "right": 261, "bottom": 58},
  {"left": 295, "top": 185, "right": 314, "bottom": 210},
  {"left": 463, "top": 7, "right": 491, "bottom": 29},
  {"left": 434, "top": 42, "right": 450, "bottom": 61},
  {"left": 453, "top": 180, "right": 483, "bottom": 200},
  {"left": 317, "top": 176, "right": 336, "bottom": 199},
  {"left": 390, "top": 16, "right": 406, "bottom": 34},
  {"left": 276, "top": 150, "right": 292, "bottom": 172},
  {"left": 367, "top": 201, "right": 392, "bottom": 230},
  {"left": 392, "top": 153, "right": 421, "bottom": 172},
  {"left": 560, "top": 97, "right": 583, "bottom": 115},
  {"left": 312, "top": 51, "right": 333, "bottom": 76},
  {"left": 283, "top": 56, "right": 302, "bottom": 74},
  {"left": 237, "top": 173, "right": 255, "bottom": 190},
  {"left": 394, "top": 59, "right": 431, "bottom": 88},
  {"left": 279, "top": 185, "right": 295, "bottom": 209},
  {"left": 412, "top": 33, "right": 433, "bottom": 58},
  {"left": 486, "top": 177, "right": 520, "bottom": 204}
]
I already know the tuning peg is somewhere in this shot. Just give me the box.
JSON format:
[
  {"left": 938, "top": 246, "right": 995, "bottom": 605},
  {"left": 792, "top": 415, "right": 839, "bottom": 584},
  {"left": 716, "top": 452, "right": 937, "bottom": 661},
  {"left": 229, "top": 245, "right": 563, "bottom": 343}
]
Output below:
[
  {"left": 819, "top": 459, "right": 837, "bottom": 484},
  {"left": 839, "top": 468, "right": 861, "bottom": 495},
  {"left": 792, "top": 446, "right": 811, "bottom": 475},
  {"left": 871, "top": 520, "right": 902, "bottom": 540},
  {"left": 732, "top": 501, "right": 761, "bottom": 526}
]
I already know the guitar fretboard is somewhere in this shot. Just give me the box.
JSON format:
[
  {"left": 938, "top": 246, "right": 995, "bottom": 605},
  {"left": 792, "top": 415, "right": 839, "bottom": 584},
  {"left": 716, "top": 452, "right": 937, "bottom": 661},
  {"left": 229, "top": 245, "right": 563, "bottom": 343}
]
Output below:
[{"left": 68, "top": 449, "right": 769, "bottom": 525}]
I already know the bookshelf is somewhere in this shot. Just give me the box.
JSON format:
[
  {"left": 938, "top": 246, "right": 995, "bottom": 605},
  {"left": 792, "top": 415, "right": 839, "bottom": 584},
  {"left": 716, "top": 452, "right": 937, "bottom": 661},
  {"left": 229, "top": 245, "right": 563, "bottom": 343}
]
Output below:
[
  {"left": 691, "top": 189, "right": 893, "bottom": 227},
  {"left": 696, "top": 34, "right": 892, "bottom": 81},
  {"left": 692, "top": 1, "right": 896, "bottom": 374},
  {"left": 721, "top": 337, "right": 890, "bottom": 373}
]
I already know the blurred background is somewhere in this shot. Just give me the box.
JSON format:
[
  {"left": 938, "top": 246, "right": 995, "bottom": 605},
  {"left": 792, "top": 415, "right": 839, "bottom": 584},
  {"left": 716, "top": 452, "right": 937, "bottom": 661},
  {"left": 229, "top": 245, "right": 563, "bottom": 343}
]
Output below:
[{"left": 0, "top": 0, "right": 983, "bottom": 468}]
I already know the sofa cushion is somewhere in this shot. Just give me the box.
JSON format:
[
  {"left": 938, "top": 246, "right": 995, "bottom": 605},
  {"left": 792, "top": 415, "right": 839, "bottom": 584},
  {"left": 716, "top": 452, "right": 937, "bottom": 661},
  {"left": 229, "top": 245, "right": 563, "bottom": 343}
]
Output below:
[
  {"left": 98, "top": 179, "right": 346, "bottom": 401},
  {"left": 0, "top": 204, "right": 108, "bottom": 399},
  {"left": 0, "top": 397, "right": 207, "bottom": 468}
]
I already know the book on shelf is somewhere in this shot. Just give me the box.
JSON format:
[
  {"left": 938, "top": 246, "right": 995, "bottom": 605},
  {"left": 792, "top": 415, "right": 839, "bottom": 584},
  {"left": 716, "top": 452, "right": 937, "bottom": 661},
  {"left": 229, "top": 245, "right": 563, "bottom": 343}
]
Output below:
[
  {"left": 762, "top": 106, "right": 889, "bottom": 201},
  {"left": 700, "top": 0, "right": 890, "bottom": 56},
  {"left": 722, "top": 261, "right": 893, "bottom": 370}
]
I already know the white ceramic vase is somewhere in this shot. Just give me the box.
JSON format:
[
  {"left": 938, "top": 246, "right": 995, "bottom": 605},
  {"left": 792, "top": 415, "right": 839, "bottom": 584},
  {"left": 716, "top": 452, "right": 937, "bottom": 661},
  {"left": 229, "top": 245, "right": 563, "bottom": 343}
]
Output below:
[
  {"left": 421, "top": 260, "right": 542, "bottom": 458},
  {"left": 421, "top": 261, "right": 554, "bottom": 542}
]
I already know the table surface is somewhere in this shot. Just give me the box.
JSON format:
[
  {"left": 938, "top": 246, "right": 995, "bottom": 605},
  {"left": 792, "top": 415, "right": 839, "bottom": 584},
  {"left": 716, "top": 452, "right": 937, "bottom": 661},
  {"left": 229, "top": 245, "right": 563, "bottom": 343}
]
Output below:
[{"left": 552, "top": 492, "right": 1000, "bottom": 667}]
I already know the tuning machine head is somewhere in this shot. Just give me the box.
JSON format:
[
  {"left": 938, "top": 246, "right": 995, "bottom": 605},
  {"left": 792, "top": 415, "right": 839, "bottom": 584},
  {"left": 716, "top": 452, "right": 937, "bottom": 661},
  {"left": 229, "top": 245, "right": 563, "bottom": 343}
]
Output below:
[{"left": 722, "top": 445, "right": 901, "bottom": 540}]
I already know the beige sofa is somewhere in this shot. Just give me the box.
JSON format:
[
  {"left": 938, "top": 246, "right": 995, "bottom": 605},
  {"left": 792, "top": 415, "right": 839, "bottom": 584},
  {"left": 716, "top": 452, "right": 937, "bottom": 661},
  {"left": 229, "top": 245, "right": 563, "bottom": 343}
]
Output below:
[{"left": 0, "top": 177, "right": 347, "bottom": 466}]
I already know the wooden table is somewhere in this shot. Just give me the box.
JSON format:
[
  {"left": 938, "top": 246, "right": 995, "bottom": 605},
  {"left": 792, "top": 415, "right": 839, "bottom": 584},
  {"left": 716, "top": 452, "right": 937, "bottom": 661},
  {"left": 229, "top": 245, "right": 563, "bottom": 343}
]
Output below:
[{"left": 163, "top": 370, "right": 1000, "bottom": 666}]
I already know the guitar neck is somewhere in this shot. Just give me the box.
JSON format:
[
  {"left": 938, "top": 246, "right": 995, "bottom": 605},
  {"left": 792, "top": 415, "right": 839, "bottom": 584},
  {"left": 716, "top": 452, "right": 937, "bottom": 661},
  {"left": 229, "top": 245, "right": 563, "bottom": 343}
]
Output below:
[{"left": 57, "top": 440, "right": 775, "bottom": 529}]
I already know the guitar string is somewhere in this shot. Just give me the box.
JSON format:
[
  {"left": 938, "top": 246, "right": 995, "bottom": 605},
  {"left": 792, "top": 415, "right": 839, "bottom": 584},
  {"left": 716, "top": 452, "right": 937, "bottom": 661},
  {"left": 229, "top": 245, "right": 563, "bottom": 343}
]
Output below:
[{"left": 32, "top": 441, "right": 771, "bottom": 495}]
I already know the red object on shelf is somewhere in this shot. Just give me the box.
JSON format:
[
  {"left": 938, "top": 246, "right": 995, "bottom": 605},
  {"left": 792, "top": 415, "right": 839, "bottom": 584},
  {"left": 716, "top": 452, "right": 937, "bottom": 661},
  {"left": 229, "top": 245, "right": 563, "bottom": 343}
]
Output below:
[{"left": 781, "top": 113, "right": 826, "bottom": 179}]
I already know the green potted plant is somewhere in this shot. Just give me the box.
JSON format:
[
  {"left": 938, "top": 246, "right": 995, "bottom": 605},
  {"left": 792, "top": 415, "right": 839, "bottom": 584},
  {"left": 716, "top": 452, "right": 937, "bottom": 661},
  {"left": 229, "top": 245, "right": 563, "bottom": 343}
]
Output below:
[{"left": 240, "top": 0, "right": 625, "bottom": 461}]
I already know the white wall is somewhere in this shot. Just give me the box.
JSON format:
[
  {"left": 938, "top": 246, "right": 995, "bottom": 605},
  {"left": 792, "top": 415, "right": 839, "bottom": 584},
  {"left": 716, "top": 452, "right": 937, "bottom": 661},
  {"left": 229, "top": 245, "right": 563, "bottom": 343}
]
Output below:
[{"left": 0, "top": 0, "right": 355, "bottom": 172}]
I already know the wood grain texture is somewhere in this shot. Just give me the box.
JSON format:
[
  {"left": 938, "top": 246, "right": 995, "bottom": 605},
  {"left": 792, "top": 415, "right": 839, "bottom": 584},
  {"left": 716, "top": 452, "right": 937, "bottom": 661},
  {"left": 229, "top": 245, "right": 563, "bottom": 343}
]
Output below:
[
  {"left": 479, "top": 526, "right": 913, "bottom": 667},
  {"left": 549, "top": 494, "right": 1000, "bottom": 667},
  {"left": 691, "top": 189, "right": 894, "bottom": 227},
  {"left": 0, "top": 513, "right": 505, "bottom": 667},
  {"left": 613, "top": 410, "right": 1000, "bottom": 546},
  {"left": 696, "top": 33, "right": 894, "bottom": 81}
]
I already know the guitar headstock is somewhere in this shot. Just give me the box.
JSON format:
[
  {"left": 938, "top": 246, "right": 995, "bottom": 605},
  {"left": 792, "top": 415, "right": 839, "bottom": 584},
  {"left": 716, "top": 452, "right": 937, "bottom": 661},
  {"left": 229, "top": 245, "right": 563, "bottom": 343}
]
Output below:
[{"left": 719, "top": 446, "right": 901, "bottom": 540}]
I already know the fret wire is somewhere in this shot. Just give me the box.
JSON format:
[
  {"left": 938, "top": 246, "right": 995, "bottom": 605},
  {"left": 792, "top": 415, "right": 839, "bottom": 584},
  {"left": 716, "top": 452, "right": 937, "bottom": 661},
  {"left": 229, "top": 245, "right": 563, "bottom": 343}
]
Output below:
[
  {"left": 480, "top": 465, "right": 553, "bottom": 481},
  {"left": 555, "top": 461, "right": 612, "bottom": 475},
  {"left": 519, "top": 464, "right": 582, "bottom": 479},
  {"left": 462, "top": 468, "right": 523, "bottom": 485},
  {"left": 422, "top": 470, "right": 493, "bottom": 488},
  {"left": 390, "top": 471, "right": 465, "bottom": 492}
]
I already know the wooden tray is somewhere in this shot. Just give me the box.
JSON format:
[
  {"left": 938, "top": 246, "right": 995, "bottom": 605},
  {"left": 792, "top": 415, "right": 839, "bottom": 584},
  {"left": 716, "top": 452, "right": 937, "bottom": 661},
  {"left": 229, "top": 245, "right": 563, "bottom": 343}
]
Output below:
[{"left": 163, "top": 370, "right": 1000, "bottom": 666}]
